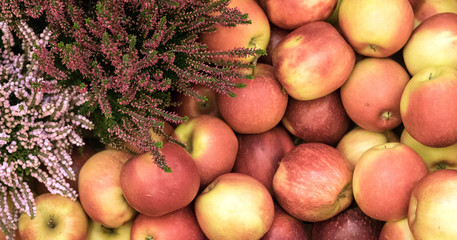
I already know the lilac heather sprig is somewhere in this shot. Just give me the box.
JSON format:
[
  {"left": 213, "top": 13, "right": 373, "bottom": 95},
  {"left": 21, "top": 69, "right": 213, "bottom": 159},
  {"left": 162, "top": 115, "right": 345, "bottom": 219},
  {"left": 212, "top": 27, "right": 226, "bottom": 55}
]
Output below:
[{"left": 0, "top": 21, "right": 93, "bottom": 239}]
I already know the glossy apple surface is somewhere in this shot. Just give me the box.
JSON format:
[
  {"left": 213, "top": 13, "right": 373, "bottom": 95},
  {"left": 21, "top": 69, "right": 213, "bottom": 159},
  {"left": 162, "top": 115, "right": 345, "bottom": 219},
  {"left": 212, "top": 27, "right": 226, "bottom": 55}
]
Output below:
[
  {"left": 379, "top": 217, "right": 415, "bottom": 240},
  {"left": 261, "top": 204, "right": 311, "bottom": 240}
]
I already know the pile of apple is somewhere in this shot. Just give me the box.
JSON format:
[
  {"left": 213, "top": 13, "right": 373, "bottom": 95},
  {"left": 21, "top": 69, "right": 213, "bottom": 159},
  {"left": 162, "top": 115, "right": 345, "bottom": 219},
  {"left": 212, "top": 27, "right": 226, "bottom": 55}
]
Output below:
[{"left": 8, "top": 0, "right": 457, "bottom": 239}]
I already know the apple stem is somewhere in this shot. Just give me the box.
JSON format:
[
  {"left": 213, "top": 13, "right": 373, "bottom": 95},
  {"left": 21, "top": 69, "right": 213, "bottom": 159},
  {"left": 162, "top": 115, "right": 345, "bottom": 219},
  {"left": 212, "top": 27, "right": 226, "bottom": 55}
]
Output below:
[
  {"left": 101, "top": 225, "right": 115, "bottom": 234},
  {"left": 381, "top": 111, "right": 392, "bottom": 120},
  {"left": 145, "top": 235, "right": 154, "bottom": 240},
  {"left": 47, "top": 215, "right": 56, "bottom": 229},
  {"left": 436, "top": 162, "right": 448, "bottom": 170},
  {"left": 369, "top": 44, "right": 377, "bottom": 52}
]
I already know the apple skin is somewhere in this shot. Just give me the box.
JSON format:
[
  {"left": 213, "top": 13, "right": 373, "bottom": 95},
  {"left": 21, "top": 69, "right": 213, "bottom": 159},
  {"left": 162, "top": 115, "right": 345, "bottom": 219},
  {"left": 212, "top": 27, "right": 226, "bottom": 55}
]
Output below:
[
  {"left": 408, "top": 169, "right": 457, "bottom": 239},
  {"left": 336, "top": 127, "right": 399, "bottom": 170},
  {"left": 403, "top": 12, "right": 457, "bottom": 76},
  {"left": 194, "top": 173, "right": 275, "bottom": 240},
  {"left": 400, "top": 65, "right": 457, "bottom": 148},
  {"left": 232, "top": 125, "right": 294, "bottom": 195},
  {"left": 258, "top": 0, "right": 337, "bottom": 30},
  {"left": 272, "top": 21, "right": 355, "bottom": 101},
  {"left": 171, "top": 84, "right": 220, "bottom": 121},
  {"left": 258, "top": 24, "right": 290, "bottom": 65},
  {"left": 18, "top": 193, "right": 88, "bottom": 240},
  {"left": 130, "top": 205, "right": 207, "bottom": 240},
  {"left": 339, "top": 0, "right": 414, "bottom": 57},
  {"left": 325, "top": 0, "right": 343, "bottom": 26},
  {"left": 216, "top": 63, "right": 288, "bottom": 134},
  {"left": 173, "top": 114, "right": 239, "bottom": 187},
  {"left": 199, "top": 0, "right": 270, "bottom": 63},
  {"left": 340, "top": 58, "right": 410, "bottom": 132},
  {"left": 312, "top": 207, "right": 384, "bottom": 240},
  {"left": 120, "top": 142, "right": 200, "bottom": 217},
  {"left": 379, "top": 217, "right": 415, "bottom": 240},
  {"left": 78, "top": 150, "right": 136, "bottom": 228},
  {"left": 282, "top": 90, "right": 351, "bottom": 146},
  {"left": 401, "top": 129, "right": 457, "bottom": 171},
  {"left": 353, "top": 142, "right": 429, "bottom": 222},
  {"left": 87, "top": 219, "right": 132, "bottom": 240},
  {"left": 413, "top": 0, "right": 457, "bottom": 27},
  {"left": 272, "top": 143, "right": 353, "bottom": 222},
  {"left": 261, "top": 203, "right": 312, "bottom": 240}
]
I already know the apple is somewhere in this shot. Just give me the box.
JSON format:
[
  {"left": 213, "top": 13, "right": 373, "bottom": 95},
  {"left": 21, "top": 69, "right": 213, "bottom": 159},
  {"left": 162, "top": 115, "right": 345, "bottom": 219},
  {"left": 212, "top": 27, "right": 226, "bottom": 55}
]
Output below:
[
  {"left": 282, "top": 90, "right": 351, "bottom": 146},
  {"left": 171, "top": 84, "right": 220, "bottom": 121},
  {"left": 173, "top": 114, "right": 239, "bottom": 187},
  {"left": 312, "top": 207, "right": 384, "bottom": 240},
  {"left": 400, "top": 65, "right": 457, "bottom": 148},
  {"left": 261, "top": 203, "right": 311, "bottom": 240},
  {"left": 413, "top": 0, "right": 457, "bottom": 27},
  {"left": 379, "top": 217, "right": 415, "bottom": 240},
  {"left": 339, "top": 0, "right": 414, "bottom": 57},
  {"left": 403, "top": 12, "right": 457, "bottom": 76},
  {"left": 325, "top": 0, "right": 343, "bottom": 26},
  {"left": 272, "top": 143, "right": 353, "bottom": 222},
  {"left": 130, "top": 205, "right": 206, "bottom": 240},
  {"left": 194, "top": 173, "right": 275, "bottom": 240},
  {"left": 401, "top": 129, "right": 457, "bottom": 171},
  {"left": 340, "top": 58, "right": 410, "bottom": 132},
  {"left": 78, "top": 150, "right": 136, "bottom": 228},
  {"left": 353, "top": 142, "right": 428, "bottom": 222},
  {"left": 272, "top": 21, "right": 355, "bottom": 101},
  {"left": 87, "top": 219, "right": 132, "bottom": 240},
  {"left": 258, "top": 24, "right": 290, "bottom": 65},
  {"left": 120, "top": 142, "right": 200, "bottom": 217},
  {"left": 232, "top": 125, "right": 294, "bottom": 195},
  {"left": 408, "top": 169, "right": 457, "bottom": 239},
  {"left": 199, "top": 0, "right": 270, "bottom": 63},
  {"left": 18, "top": 193, "right": 88, "bottom": 240},
  {"left": 258, "top": 0, "right": 337, "bottom": 30},
  {"left": 216, "top": 63, "right": 288, "bottom": 134},
  {"left": 337, "top": 127, "right": 399, "bottom": 169}
]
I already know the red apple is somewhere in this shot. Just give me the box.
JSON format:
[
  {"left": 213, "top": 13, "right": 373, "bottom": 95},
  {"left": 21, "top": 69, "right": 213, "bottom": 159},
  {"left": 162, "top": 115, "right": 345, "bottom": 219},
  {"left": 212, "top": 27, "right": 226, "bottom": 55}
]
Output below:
[
  {"left": 194, "top": 173, "right": 275, "bottom": 240},
  {"left": 261, "top": 203, "right": 312, "bottom": 240},
  {"left": 353, "top": 142, "right": 429, "bottom": 221},
  {"left": 78, "top": 150, "right": 136, "bottom": 228},
  {"left": 130, "top": 205, "right": 206, "bottom": 240},
  {"left": 171, "top": 84, "right": 220, "bottom": 121},
  {"left": 232, "top": 125, "right": 294, "bottom": 195},
  {"left": 18, "top": 193, "right": 88, "bottom": 240},
  {"left": 312, "top": 207, "right": 384, "bottom": 240},
  {"left": 173, "top": 114, "right": 238, "bottom": 187},
  {"left": 340, "top": 58, "right": 410, "bottom": 132},
  {"left": 258, "top": 0, "right": 338, "bottom": 30},
  {"left": 282, "top": 90, "right": 351, "bottom": 146},
  {"left": 258, "top": 24, "right": 291, "bottom": 65},
  {"left": 217, "top": 63, "right": 288, "bottom": 134},
  {"left": 272, "top": 143, "right": 353, "bottom": 222},
  {"left": 400, "top": 65, "right": 457, "bottom": 148},
  {"left": 272, "top": 21, "right": 355, "bottom": 101},
  {"left": 120, "top": 142, "right": 200, "bottom": 217},
  {"left": 379, "top": 217, "right": 415, "bottom": 240}
]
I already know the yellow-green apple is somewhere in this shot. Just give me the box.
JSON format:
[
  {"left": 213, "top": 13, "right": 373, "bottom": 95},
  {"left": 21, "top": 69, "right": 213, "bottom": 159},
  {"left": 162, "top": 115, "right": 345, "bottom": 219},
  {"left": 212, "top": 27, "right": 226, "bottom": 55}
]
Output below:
[
  {"left": 339, "top": 0, "right": 414, "bottom": 57},
  {"left": 258, "top": 0, "right": 337, "bottom": 30},
  {"left": 130, "top": 205, "right": 206, "bottom": 240},
  {"left": 194, "top": 173, "right": 275, "bottom": 240},
  {"left": 282, "top": 90, "right": 351, "bottom": 146},
  {"left": 400, "top": 65, "right": 457, "bottom": 148},
  {"left": 272, "top": 21, "right": 355, "bottom": 101},
  {"left": 18, "top": 193, "right": 88, "bottom": 240},
  {"left": 258, "top": 24, "right": 290, "bottom": 65},
  {"left": 78, "top": 150, "right": 136, "bottom": 228},
  {"left": 325, "top": 0, "right": 343, "bottom": 26},
  {"left": 87, "top": 219, "right": 132, "bottom": 240},
  {"left": 408, "top": 169, "right": 457, "bottom": 239},
  {"left": 173, "top": 114, "right": 238, "bottom": 187},
  {"left": 199, "top": 0, "right": 270, "bottom": 63},
  {"left": 401, "top": 129, "right": 457, "bottom": 171},
  {"left": 261, "top": 203, "right": 312, "bottom": 240},
  {"left": 340, "top": 58, "right": 410, "bottom": 132},
  {"left": 171, "top": 84, "right": 220, "bottom": 121},
  {"left": 120, "top": 142, "right": 200, "bottom": 217},
  {"left": 413, "top": 0, "right": 457, "bottom": 27},
  {"left": 353, "top": 142, "right": 428, "bottom": 222},
  {"left": 232, "top": 125, "right": 294, "bottom": 195},
  {"left": 272, "top": 143, "right": 353, "bottom": 222},
  {"left": 312, "top": 207, "right": 384, "bottom": 240},
  {"left": 403, "top": 12, "right": 457, "bottom": 76},
  {"left": 336, "top": 127, "right": 399, "bottom": 169},
  {"left": 379, "top": 217, "right": 415, "bottom": 240},
  {"left": 216, "top": 63, "right": 288, "bottom": 134}
]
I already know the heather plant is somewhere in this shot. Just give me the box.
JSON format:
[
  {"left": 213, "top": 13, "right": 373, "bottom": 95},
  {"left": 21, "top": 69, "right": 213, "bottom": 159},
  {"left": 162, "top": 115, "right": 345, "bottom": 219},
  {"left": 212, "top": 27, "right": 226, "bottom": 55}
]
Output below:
[
  {"left": 0, "top": 21, "right": 93, "bottom": 239},
  {"left": 2, "top": 0, "right": 264, "bottom": 171}
]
